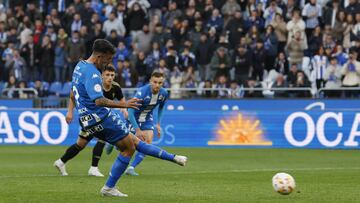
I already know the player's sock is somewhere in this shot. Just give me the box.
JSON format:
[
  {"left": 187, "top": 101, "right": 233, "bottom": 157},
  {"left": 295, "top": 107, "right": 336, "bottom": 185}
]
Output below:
[
  {"left": 60, "top": 144, "right": 83, "bottom": 163},
  {"left": 105, "top": 154, "right": 131, "bottom": 188},
  {"left": 136, "top": 141, "right": 175, "bottom": 162},
  {"left": 130, "top": 152, "right": 145, "bottom": 168},
  {"left": 92, "top": 141, "right": 105, "bottom": 167}
]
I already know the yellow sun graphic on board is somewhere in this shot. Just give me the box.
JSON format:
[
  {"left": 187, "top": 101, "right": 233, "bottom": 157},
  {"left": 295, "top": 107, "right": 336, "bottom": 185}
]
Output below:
[{"left": 208, "top": 113, "right": 272, "bottom": 146}]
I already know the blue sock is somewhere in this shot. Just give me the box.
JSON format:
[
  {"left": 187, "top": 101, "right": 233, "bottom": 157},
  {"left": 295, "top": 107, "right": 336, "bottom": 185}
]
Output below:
[
  {"left": 105, "top": 154, "right": 131, "bottom": 188},
  {"left": 130, "top": 152, "right": 145, "bottom": 168},
  {"left": 136, "top": 141, "right": 175, "bottom": 162}
]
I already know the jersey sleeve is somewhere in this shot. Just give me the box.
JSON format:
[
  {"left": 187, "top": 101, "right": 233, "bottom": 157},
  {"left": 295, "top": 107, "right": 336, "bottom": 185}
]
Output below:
[{"left": 85, "top": 71, "right": 104, "bottom": 101}]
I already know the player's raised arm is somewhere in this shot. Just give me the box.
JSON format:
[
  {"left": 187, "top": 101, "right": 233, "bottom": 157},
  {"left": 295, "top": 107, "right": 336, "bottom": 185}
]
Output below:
[{"left": 95, "top": 97, "right": 141, "bottom": 109}]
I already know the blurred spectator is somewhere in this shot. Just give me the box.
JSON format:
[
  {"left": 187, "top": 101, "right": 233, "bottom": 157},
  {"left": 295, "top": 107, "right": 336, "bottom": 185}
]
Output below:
[
  {"left": 54, "top": 40, "right": 67, "bottom": 82},
  {"left": 308, "top": 26, "right": 322, "bottom": 56},
  {"left": 163, "top": 1, "right": 182, "bottom": 28},
  {"left": 201, "top": 80, "right": 215, "bottom": 98},
  {"left": 182, "top": 65, "right": 197, "bottom": 97},
  {"left": 221, "top": 0, "right": 241, "bottom": 24},
  {"left": 272, "top": 74, "right": 288, "bottom": 97},
  {"left": 271, "top": 13, "right": 287, "bottom": 53},
  {"left": 66, "top": 31, "right": 85, "bottom": 81},
  {"left": 273, "top": 52, "right": 289, "bottom": 75},
  {"left": 322, "top": 0, "right": 340, "bottom": 29},
  {"left": 228, "top": 80, "right": 243, "bottom": 98},
  {"left": 345, "top": 0, "right": 360, "bottom": 17},
  {"left": 179, "top": 45, "right": 196, "bottom": 70},
  {"left": 287, "top": 63, "right": 299, "bottom": 88},
  {"left": 117, "top": 59, "right": 139, "bottom": 88},
  {"left": 341, "top": 50, "right": 360, "bottom": 98},
  {"left": 38, "top": 35, "right": 55, "bottom": 82},
  {"left": 33, "top": 80, "right": 48, "bottom": 97},
  {"left": 3, "top": 75, "right": 17, "bottom": 98},
  {"left": 7, "top": 49, "right": 26, "bottom": 82},
  {"left": 225, "top": 10, "right": 245, "bottom": 49},
  {"left": 134, "top": 51, "right": 148, "bottom": 84},
  {"left": 302, "top": 0, "right": 322, "bottom": 39},
  {"left": 324, "top": 57, "right": 342, "bottom": 97},
  {"left": 170, "top": 66, "right": 183, "bottom": 99},
  {"left": 233, "top": 45, "right": 252, "bottom": 85},
  {"left": 252, "top": 40, "right": 266, "bottom": 81},
  {"left": 206, "top": 9, "right": 224, "bottom": 33},
  {"left": 332, "top": 10, "right": 347, "bottom": 42},
  {"left": 127, "top": 2, "right": 147, "bottom": 38},
  {"left": 214, "top": 75, "right": 229, "bottom": 98},
  {"left": 263, "top": 0, "right": 282, "bottom": 27},
  {"left": 333, "top": 44, "right": 348, "bottom": 66},
  {"left": 244, "top": 77, "right": 263, "bottom": 98},
  {"left": 71, "top": 13, "right": 82, "bottom": 32},
  {"left": 262, "top": 25, "right": 279, "bottom": 71},
  {"left": 210, "top": 46, "right": 232, "bottom": 81},
  {"left": 312, "top": 46, "right": 328, "bottom": 89},
  {"left": 20, "top": 35, "right": 38, "bottom": 81},
  {"left": 343, "top": 14, "right": 354, "bottom": 50},
  {"left": 196, "top": 33, "right": 213, "bottom": 81},
  {"left": 106, "top": 29, "right": 123, "bottom": 47},
  {"left": 293, "top": 71, "right": 311, "bottom": 97},
  {"left": 164, "top": 45, "right": 179, "bottom": 71},
  {"left": 287, "top": 9, "right": 307, "bottom": 47},
  {"left": 132, "top": 24, "right": 153, "bottom": 53},
  {"left": 102, "top": 12, "right": 126, "bottom": 37},
  {"left": 286, "top": 31, "right": 306, "bottom": 67}
]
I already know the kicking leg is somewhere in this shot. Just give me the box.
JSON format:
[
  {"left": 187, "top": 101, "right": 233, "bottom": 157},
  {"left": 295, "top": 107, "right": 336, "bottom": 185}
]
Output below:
[
  {"left": 126, "top": 130, "right": 154, "bottom": 176},
  {"left": 54, "top": 135, "right": 89, "bottom": 176},
  {"left": 88, "top": 139, "right": 106, "bottom": 177},
  {"left": 131, "top": 134, "right": 187, "bottom": 166}
]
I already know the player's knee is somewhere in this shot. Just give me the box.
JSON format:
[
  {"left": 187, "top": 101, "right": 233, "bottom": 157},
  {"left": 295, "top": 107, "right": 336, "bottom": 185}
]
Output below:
[{"left": 123, "top": 146, "right": 135, "bottom": 156}]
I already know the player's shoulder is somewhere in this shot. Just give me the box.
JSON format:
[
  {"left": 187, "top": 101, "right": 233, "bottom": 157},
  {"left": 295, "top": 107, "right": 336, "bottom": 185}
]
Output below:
[
  {"left": 159, "top": 87, "right": 168, "bottom": 97},
  {"left": 111, "top": 81, "right": 121, "bottom": 89}
]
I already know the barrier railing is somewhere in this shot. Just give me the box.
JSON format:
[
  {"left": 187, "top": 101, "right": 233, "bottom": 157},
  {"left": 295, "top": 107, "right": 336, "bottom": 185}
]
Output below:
[
  {"left": 1, "top": 88, "right": 38, "bottom": 98},
  {"left": 2, "top": 87, "right": 359, "bottom": 109}
]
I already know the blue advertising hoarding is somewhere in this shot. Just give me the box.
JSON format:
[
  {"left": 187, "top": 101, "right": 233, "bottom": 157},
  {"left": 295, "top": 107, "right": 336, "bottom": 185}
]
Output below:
[{"left": 0, "top": 100, "right": 360, "bottom": 149}]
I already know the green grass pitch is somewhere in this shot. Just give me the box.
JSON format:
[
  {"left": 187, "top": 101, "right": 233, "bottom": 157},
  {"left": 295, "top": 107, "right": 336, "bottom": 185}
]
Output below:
[{"left": 1, "top": 146, "right": 360, "bottom": 203}]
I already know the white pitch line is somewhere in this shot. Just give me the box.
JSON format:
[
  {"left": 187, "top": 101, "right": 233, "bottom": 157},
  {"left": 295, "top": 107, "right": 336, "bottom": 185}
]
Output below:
[{"left": 1, "top": 167, "right": 360, "bottom": 179}]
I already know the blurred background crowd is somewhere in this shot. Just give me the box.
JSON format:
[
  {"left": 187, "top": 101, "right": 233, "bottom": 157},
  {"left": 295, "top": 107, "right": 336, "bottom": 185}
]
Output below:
[{"left": 0, "top": 0, "right": 359, "bottom": 99}]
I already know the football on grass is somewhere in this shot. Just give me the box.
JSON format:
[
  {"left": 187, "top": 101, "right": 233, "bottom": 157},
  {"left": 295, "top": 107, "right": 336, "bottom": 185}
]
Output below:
[{"left": 272, "top": 172, "right": 296, "bottom": 195}]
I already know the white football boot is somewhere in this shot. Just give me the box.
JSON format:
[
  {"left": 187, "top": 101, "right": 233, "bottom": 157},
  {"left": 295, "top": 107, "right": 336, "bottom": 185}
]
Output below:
[
  {"left": 88, "top": 166, "right": 105, "bottom": 177},
  {"left": 53, "top": 159, "right": 68, "bottom": 176},
  {"left": 100, "top": 186, "right": 128, "bottom": 197},
  {"left": 174, "top": 155, "right": 188, "bottom": 166}
]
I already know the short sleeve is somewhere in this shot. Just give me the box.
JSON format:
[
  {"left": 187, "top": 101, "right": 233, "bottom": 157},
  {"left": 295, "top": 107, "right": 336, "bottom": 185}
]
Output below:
[
  {"left": 115, "top": 86, "right": 124, "bottom": 100},
  {"left": 134, "top": 89, "right": 143, "bottom": 99},
  {"left": 85, "top": 72, "right": 104, "bottom": 101}
]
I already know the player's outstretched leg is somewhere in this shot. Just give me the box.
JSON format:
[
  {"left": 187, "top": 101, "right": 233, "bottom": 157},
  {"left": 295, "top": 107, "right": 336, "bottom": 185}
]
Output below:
[
  {"left": 131, "top": 134, "right": 187, "bottom": 166},
  {"left": 89, "top": 140, "right": 105, "bottom": 177}
]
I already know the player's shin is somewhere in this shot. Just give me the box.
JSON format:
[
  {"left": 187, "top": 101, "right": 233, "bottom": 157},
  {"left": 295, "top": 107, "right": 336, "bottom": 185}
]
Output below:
[
  {"left": 135, "top": 141, "right": 175, "bottom": 162},
  {"left": 105, "top": 154, "right": 131, "bottom": 188},
  {"left": 92, "top": 141, "right": 105, "bottom": 167},
  {"left": 60, "top": 144, "right": 83, "bottom": 163}
]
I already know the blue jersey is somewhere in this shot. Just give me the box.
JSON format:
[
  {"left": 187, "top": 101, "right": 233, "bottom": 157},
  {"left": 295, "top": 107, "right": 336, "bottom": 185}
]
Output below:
[
  {"left": 132, "top": 84, "right": 168, "bottom": 124},
  {"left": 71, "top": 61, "right": 110, "bottom": 129}
]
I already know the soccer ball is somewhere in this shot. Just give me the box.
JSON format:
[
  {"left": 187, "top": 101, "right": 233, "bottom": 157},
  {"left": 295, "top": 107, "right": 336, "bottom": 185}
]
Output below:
[{"left": 272, "top": 173, "right": 296, "bottom": 195}]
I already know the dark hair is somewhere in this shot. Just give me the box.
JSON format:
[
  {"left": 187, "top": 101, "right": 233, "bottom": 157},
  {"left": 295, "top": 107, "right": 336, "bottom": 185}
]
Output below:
[
  {"left": 151, "top": 72, "right": 165, "bottom": 78},
  {"left": 92, "top": 39, "right": 116, "bottom": 55},
  {"left": 103, "top": 64, "right": 116, "bottom": 72}
]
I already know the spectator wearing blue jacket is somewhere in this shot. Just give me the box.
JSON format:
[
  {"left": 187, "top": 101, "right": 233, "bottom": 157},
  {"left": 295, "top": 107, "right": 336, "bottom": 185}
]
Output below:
[
  {"left": 206, "top": 9, "right": 224, "bottom": 33},
  {"left": 54, "top": 40, "right": 67, "bottom": 82}
]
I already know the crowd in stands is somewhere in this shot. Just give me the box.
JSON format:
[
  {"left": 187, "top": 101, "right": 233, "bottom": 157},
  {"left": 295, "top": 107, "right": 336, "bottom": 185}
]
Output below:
[{"left": 0, "top": 0, "right": 359, "bottom": 99}]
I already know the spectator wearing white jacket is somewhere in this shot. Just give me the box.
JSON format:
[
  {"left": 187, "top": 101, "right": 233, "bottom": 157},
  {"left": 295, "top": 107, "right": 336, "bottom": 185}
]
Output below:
[
  {"left": 324, "top": 57, "right": 342, "bottom": 97},
  {"left": 341, "top": 50, "right": 360, "bottom": 97},
  {"left": 102, "top": 12, "right": 126, "bottom": 37}
]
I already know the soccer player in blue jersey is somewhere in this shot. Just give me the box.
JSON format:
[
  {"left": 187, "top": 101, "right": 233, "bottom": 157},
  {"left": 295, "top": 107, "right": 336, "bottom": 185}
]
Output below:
[
  {"left": 66, "top": 39, "right": 187, "bottom": 197},
  {"left": 121, "top": 72, "right": 169, "bottom": 176}
]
